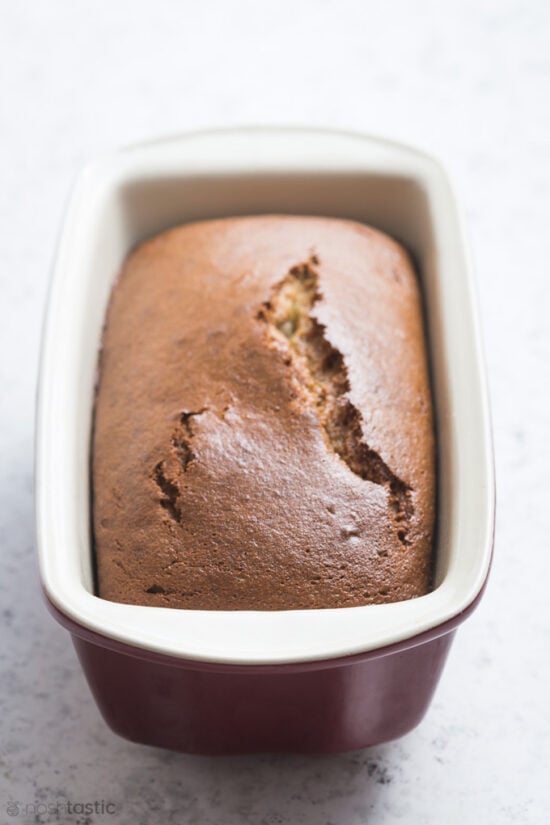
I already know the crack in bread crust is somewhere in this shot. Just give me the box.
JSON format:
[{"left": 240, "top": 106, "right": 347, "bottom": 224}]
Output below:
[
  {"left": 152, "top": 409, "right": 206, "bottom": 524},
  {"left": 258, "top": 254, "right": 414, "bottom": 546}
]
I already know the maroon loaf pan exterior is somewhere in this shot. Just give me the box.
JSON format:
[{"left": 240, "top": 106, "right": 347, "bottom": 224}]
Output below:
[{"left": 44, "top": 586, "right": 493, "bottom": 755}]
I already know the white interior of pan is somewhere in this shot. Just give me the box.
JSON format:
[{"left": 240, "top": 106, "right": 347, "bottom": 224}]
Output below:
[{"left": 35, "top": 128, "right": 494, "bottom": 664}]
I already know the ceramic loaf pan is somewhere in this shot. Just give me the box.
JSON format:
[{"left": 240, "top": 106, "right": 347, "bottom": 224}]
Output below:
[{"left": 36, "top": 127, "right": 495, "bottom": 754}]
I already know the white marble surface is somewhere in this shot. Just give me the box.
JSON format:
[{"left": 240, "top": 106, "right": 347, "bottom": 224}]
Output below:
[{"left": 1, "top": 1, "right": 549, "bottom": 822}]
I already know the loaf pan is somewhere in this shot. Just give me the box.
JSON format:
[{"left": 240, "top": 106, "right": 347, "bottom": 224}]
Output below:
[{"left": 36, "top": 127, "right": 495, "bottom": 754}]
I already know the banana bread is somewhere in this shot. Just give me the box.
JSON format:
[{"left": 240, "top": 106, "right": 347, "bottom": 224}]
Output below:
[{"left": 93, "top": 215, "right": 435, "bottom": 610}]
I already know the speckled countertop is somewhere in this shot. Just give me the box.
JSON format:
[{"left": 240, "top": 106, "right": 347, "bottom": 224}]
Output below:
[{"left": 1, "top": 1, "right": 549, "bottom": 823}]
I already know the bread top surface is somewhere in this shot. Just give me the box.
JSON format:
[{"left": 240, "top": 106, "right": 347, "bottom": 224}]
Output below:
[{"left": 93, "top": 215, "right": 435, "bottom": 609}]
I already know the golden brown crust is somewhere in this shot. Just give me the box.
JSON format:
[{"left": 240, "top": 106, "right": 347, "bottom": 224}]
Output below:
[{"left": 93, "top": 215, "right": 435, "bottom": 610}]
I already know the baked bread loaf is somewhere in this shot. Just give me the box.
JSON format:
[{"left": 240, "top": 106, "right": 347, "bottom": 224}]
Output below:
[{"left": 93, "top": 215, "right": 435, "bottom": 610}]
